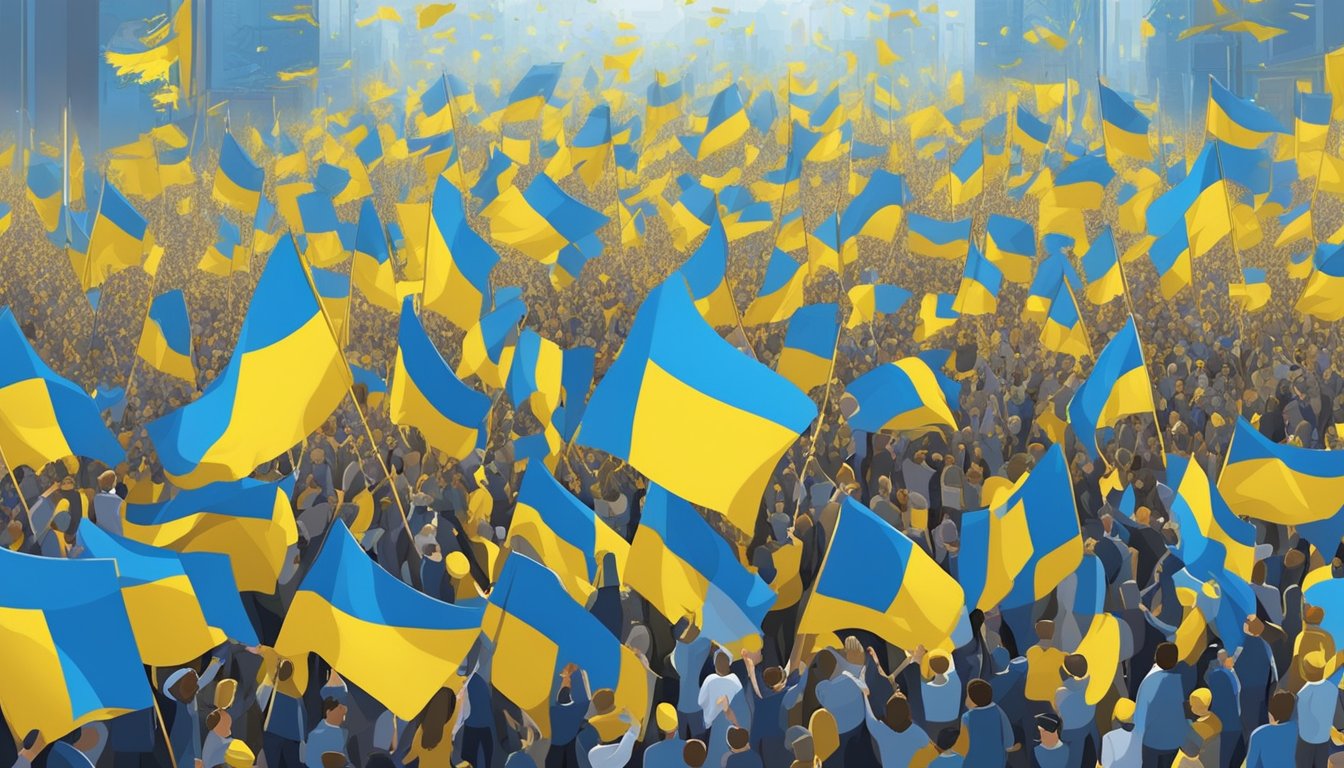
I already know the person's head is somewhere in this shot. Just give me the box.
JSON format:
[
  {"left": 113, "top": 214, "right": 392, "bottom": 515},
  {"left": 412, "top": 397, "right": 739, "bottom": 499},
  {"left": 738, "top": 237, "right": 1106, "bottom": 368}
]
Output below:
[
  {"left": 1035, "top": 619, "right": 1055, "bottom": 643},
  {"left": 813, "top": 649, "right": 837, "bottom": 680},
  {"left": 656, "top": 703, "right": 678, "bottom": 736},
  {"left": 168, "top": 668, "right": 201, "bottom": 702},
  {"left": 1155, "top": 642, "right": 1179, "bottom": 671},
  {"left": 1112, "top": 697, "right": 1135, "bottom": 726},
  {"left": 727, "top": 726, "right": 750, "bottom": 753},
  {"left": 420, "top": 687, "right": 457, "bottom": 749},
  {"left": 320, "top": 752, "right": 347, "bottom": 768},
  {"left": 763, "top": 666, "right": 785, "bottom": 692},
  {"left": 683, "top": 739, "right": 708, "bottom": 768},
  {"left": 713, "top": 649, "right": 732, "bottom": 676},
  {"left": 205, "top": 708, "right": 232, "bottom": 735},
  {"left": 1135, "top": 506, "right": 1152, "bottom": 525},
  {"left": 1063, "top": 653, "right": 1088, "bottom": 680},
  {"left": 883, "top": 694, "right": 912, "bottom": 732},
  {"left": 98, "top": 469, "right": 117, "bottom": 492},
  {"left": 590, "top": 688, "right": 616, "bottom": 716},
  {"left": 935, "top": 726, "right": 960, "bottom": 753},
  {"left": 1189, "top": 688, "right": 1212, "bottom": 717},
  {"left": 1268, "top": 688, "right": 1296, "bottom": 726},
  {"left": 927, "top": 650, "right": 951, "bottom": 677},
  {"left": 323, "top": 697, "right": 348, "bottom": 725},
  {"left": 1306, "top": 605, "right": 1326, "bottom": 627},
  {"left": 966, "top": 678, "right": 992, "bottom": 709},
  {"left": 1036, "top": 713, "right": 1061, "bottom": 746}
]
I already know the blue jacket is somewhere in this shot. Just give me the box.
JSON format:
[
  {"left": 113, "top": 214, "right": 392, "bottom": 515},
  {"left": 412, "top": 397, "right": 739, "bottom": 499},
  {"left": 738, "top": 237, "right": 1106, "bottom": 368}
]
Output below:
[
  {"left": 1134, "top": 669, "right": 1190, "bottom": 750},
  {"left": 961, "top": 704, "right": 1014, "bottom": 767},
  {"left": 1246, "top": 722, "right": 1297, "bottom": 768}
]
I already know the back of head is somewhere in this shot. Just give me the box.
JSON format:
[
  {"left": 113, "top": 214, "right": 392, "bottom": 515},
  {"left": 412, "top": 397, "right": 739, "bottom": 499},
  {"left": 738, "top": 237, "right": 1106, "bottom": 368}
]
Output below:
[
  {"left": 813, "top": 649, "right": 837, "bottom": 680},
  {"left": 1155, "top": 642, "right": 1179, "bottom": 670},
  {"left": 1035, "top": 619, "right": 1055, "bottom": 642},
  {"left": 683, "top": 739, "right": 709, "bottom": 768},
  {"left": 927, "top": 650, "right": 951, "bottom": 676},
  {"left": 967, "top": 678, "right": 992, "bottom": 708},
  {"left": 727, "top": 726, "right": 750, "bottom": 751},
  {"left": 1269, "top": 690, "right": 1296, "bottom": 724},
  {"left": 936, "top": 726, "right": 960, "bottom": 752},
  {"left": 763, "top": 666, "right": 785, "bottom": 690},
  {"left": 1063, "top": 653, "right": 1088, "bottom": 679},
  {"left": 884, "top": 695, "right": 912, "bottom": 732}
]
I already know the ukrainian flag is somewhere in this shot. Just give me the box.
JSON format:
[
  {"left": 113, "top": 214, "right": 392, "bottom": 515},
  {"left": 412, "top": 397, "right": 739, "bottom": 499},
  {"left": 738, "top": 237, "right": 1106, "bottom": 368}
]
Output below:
[
  {"left": 1013, "top": 104, "right": 1052, "bottom": 155},
  {"left": 0, "top": 549, "right": 151, "bottom": 741},
  {"left": 497, "top": 63, "right": 563, "bottom": 125},
  {"left": 507, "top": 329, "right": 564, "bottom": 422},
  {"left": 807, "top": 213, "right": 848, "bottom": 275},
  {"left": 984, "top": 214, "right": 1036, "bottom": 283},
  {"left": 146, "top": 237, "right": 348, "bottom": 489},
  {"left": 1025, "top": 246, "right": 1083, "bottom": 322},
  {"left": 297, "top": 190, "right": 345, "bottom": 268},
  {"left": 661, "top": 176, "right": 716, "bottom": 250},
  {"left": 1044, "top": 153, "right": 1115, "bottom": 210},
  {"left": 1219, "top": 415, "right": 1344, "bottom": 536},
  {"left": 577, "top": 278, "right": 816, "bottom": 534},
  {"left": 276, "top": 519, "right": 484, "bottom": 719},
  {"left": 679, "top": 83, "right": 749, "bottom": 161},
  {"left": 471, "top": 147, "right": 519, "bottom": 209},
  {"left": 741, "top": 251, "right": 801, "bottom": 325},
  {"left": 1206, "top": 77, "right": 1288, "bottom": 150},
  {"left": 553, "top": 345, "right": 596, "bottom": 443},
  {"left": 26, "top": 159, "right": 63, "bottom": 234},
  {"left": 847, "top": 351, "right": 959, "bottom": 434},
  {"left": 1296, "top": 243, "right": 1344, "bottom": 321},
  {"left": 351, "top": 364, "right": 387, "bottom": 408},
  {"left": 0, "top": 307, "right": 124, "bottom": 471},
  {"left": 1148, "top": 142, "right": 1228, "bottom": 260},
  {"left": 353, "top": 199, "right": 397, "bottom": 311},
  {"left": 137, "top": 289, "right": 194, "bottom": 382},
  {"left": 906, "top": 213, "right": 971, "bottom": 260},
  {"left": 415, "top": 74, "right": 456, "bottom": 136},
  {"left": 1295, "top": 89, "right": 1332, "bottom": 170},
  {"left": 75, "top": 523, "right": 257, "bottom": 665},
  {"left": 212, "top": 129, "right": 264, "bottom": 216},
  {"left": 1098, "top": 82, "right": 1152, "bottom": 162},
  {"left": 483, "top": 554, "right": 649, "bottom": 735},
  {"left": 423, "top": 175, "right": 500, "bottom": 330},
  {"left": 846, "top": 284, "right": 912, "bottom": 329},
  {"left": 458, "top": 296, "right": 528, "bottom": 389},
  {"left": 777, "top": 303, "right": 839, "bottom": 394},
  {"left": 1289, "top": 248, "right": 1314, "bottom": 280},
  {"left": 953, "top": 244, "right": 1003, "bottom": 316},
  {"left": 777, "top": 206, "right": 806, "bottom": 253},
  {"left": 505, "top": 466, "right": 629, "bottom": 605},
  {"left": 571, "top": 105, "right": 613, "bottom": 189},
  {"left": 1275, "top": 202, "right": 1313, "bottom": 249},
  {"left": 839, "top": 169, "right": 910, "bottom": 249},
  {"left": 1165, "top": 455, "right": 1256, "bottom": 583},
  {"left": 82, "top": 182, "right": 148, "bottom": 290},
  {"left": 646, "top": 74, "right": 684, "bottom": 140},
  {"left": 391, "top": 297, "right": 490, "bottom": 459},
  {"left": 408, "top": 130, "right": 460, "bottom": 187},
  {"left": 198, "top": 217, "right": 247, "bottom": 277},
  {"left": 677, "top": 211, "right": 738, "bottom": 327},
  {"left": 1148, "top": 224, "right": 1192, "bottom": 299},
  {"left": 1066, "top": 316, "right": 1155, "bottom": 459},
  {"left": 0, "top": 201, "right": 11, "bottom": 237},
  {"left": 550, "top": 234, "right": 603, "bottom": 290},
  {"left": 628, "top": 484, "right": 775, "bottom": 645},
  {"left": 482, "top": 172, "right": 609, "bottom": 265},
  {"left": 959, "top": 445, "right": 1082, "bottom": 611},
  {"left": 1041, "top": 280, "right": 1092, "bottom": 359},
  {"left": 798, "top": 496, "right": 964, "bottom": 649},
  {"left": 949, "top": 137, "right": 985, "bottom": 204},
  {"left": 311, "top": 267, "right": 352, "bottom": 345},
  {"left": 1081, "top": 227, "right": 1124, "bottom": 305},
  {"left": 915, "top": 292, "right": 960, "bottom": 342},
  {"left": 1229, "top": 268, "right": 1271, "bottom": 312}
]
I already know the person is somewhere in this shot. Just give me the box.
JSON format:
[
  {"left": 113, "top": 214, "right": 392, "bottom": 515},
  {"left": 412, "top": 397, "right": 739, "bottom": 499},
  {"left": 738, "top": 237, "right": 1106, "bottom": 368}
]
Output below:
[
  {"left": 547, "top": 664, "right": 590, "bottom": 768},
  {"left": 920, "top": 649, "right": 962, "bottom": 737},
  {"left": 163, "top": 656, "right": 225, "bottom": 768},
  {"left": 743, "top": 658, "right": 788, "bottom": 767},
  {"left": 1100, "top": 698, "right": 1141, "bottom": 768},
  {"left": 586, "top": 710, "right": 639, "bottom": 768},
  {"left": 673, "top": 622, "right": 713, "bottom": 740},
  {"left": 812, "top": 651, "right": 869, "bottom": 765},
  {"left": 959, "top": 678, "right": 1014, "bottom": 767},
  {"left": 1023, "top": 621, "right": 1064, "bottom": 723},
  {"left": 91, "top": 469, "right": 122, "bottom": 537},
  {"left": 257, "top": 655, "right": 305, "bottom": 768},
  {"left": 1295, "top": 652, "right": 1335, "bottom": 767},
  {"left": 1187, "top": 688, "right": 1222, "bottom": 768},
  {"left": 1247, "top": 690, "right": 1299, "bottom": 768},
  {"left": 459, "top": 665, "right": 497, "bottom": 768},
  {"left": 699, "top": 650, "right": 745, "bottom": 768},
  {"left": 1053, "top": 654, "right": 1096, "bottom": 768},
  {"left": 1032, "top": 713, "right": 1068, "bottom": 768},
  {"left": 929, "top": 727, "right": 964, "bottom": 766},
  {"left": 722, "top": 725, "right": 763, "bottom": 768},
  {"left": 1205, "top": 649, "right": 1243, "bottom": 768},
  {"left": 1134, "top": 642, "right": 1190, "bottom": 766},
  {"left": 400, "top": 688, "right": 457, "bottom": 766},
  {"left": 201, "top": 709, "right": 232, "bottom": 768},
  {"left": 306, "top": 698, "right": 350, "bottom": 768},
  {"left": 862, "top": 692, "right": 931, "bottom": 768},
  {"left": 683, "top": 739, "right": 709, "bottom": 768},
  {"left": 641, "top": 704, "right": 685, "bottom": 768}
]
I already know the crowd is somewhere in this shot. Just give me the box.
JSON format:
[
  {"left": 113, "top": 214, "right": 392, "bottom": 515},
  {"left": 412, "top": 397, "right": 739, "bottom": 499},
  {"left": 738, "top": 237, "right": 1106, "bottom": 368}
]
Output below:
[{"left": 3, "top": 66, "right": 1344, "bottom": 768}]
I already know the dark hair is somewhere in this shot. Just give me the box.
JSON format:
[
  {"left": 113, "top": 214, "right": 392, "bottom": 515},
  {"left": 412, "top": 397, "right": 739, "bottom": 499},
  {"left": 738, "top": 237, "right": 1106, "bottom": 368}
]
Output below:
[
  {"left": 1155, "top": 642, "right": 1179, "bottom": 670},
  {"left": 967, "top": 678, "right": 993, "bottom": 707},
  {"left": 1269, "top": 690, "right": 1296, "bottom": 723},
  {"left": 884, "top": 695, "right": 912, "bottom": 732},
  {"left": 420, "top": 688, "right": 457, "bottom": 750},
  {"left": 205, "top": 708, "right": 223, "bottom": 731},
  {"left": 22, "top": 730, "right": 39, "bottom": 750},
  {"left": 323, "top": 697, "right": 344, "bottom": 714},
  {"left": 1036, "top": 713, "right": 1061, "bottom": 734},
  {"left": 763, "top": 666, "right": 785, "bottom": 688},
  {"left": 278, "top": 659, "right": 294, "bottom": 682},
  {"left": 727, "top": 727, "right": 750, "bottom": 750},
  {"left": 683, "top": 739, "right": 708, "bottom": 768},
  {"left": 1063, "top": 654, "right": 1088, "bottom": 678},
  {"left": 936, "top": 726, "right": 960, "bottom": 751}
]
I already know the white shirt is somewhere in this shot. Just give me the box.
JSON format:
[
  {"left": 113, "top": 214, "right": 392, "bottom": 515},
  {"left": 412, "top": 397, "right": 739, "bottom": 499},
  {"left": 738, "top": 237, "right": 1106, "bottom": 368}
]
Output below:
[
  {"left": 1101, "top": 727, "right": 1141, "bottom": 768},
  {"left": 698, "top": 673, "right": 744, "bottom": 728},
  {"left": 587, "top": 724, "right": 639, "bottom": 768}
]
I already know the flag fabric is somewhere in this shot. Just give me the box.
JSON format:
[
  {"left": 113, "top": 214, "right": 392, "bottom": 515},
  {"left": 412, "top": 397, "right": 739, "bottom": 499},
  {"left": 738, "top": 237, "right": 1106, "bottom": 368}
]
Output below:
[
  {"left": 798, "top": 496, "right": 964, "bottom": 649},
  {"left": 0, "top": 549, "right": 152, "bottom": 741},
  {"left": 984, "top": 215, "right": 1036, "bottom": 283},
  {"left": 122, "top": 476, "right": 298, "bottom": 594},
  {"left": 1275, "top": 202, "right": 1313, "bottom": 249},
  {"left": 846, "top": 284, "right": 912, "bottom": 329},
  {"left": 959, "top": 445, "right": 1082, "bottom": 610},
  {"left": 1044, "top": 154, "right": 1115, "bottom": 210},
  {"left": 75, "top": 523, "right": 257, "bottom": 665},
  {"left": 137, "top": 289, "right": 194, "bottom": 382},
  {"left": 680, "top": 83, "right": 749, "bottom": 160},
  {"left": 646, "top": 75, "right": 684, "bottom": 140},
  {"left": 0, "top": 307, "right": 125, "bottom": 471},
  {"left": 578, "top": 278, "right": 817, "bottom": 534},
  {"left": 776, "top": 303, "right": 840, "bottom": 394},
  {"left": 276, "top": 520, "right": 485, "bottom": 720},
  {"left": 1040, "top": 279, "right": 1091, "bottom": 359},
  {"left": 743, "top": 249, "right": 806, "bottom": 326},
  {"left": 1165, "top": 455, "right": 1256, "bottom": 583},
  {"left": 26, "top": 160, "right": 63, "bottom": 234},
  {"left": 1296, "top": 242, "right": 1344, "bottom": 321},
  {"left": 82, "top": 182, "right": 148, "bottom": 292},
  {"left": 505, "top": 330, "right": 565, "bottom": 425},
  {"left": 1206, "top": 77, "right": 1288, "bottom": 149},
  {"left": 482, "top": 172, "right": 609, "bottom": 265},
  {"left": 296, "top": 191, "right": 345, "bottom": 268},
  {"left": 353, "top": 199, "right": 397, "bottom": 311},
  {"left": 1149, "top": 224, "right": 1192, "bottom": 299},
  {"left": 458, "top": 296, "right": 528, "bottom": 389},
  {"left": 497, "top": 63, "right": 563, "bottom": 125},
  {"left": 146, "top": 237, "right": 348, "bottom": 489},
  {"left": 1229, "top": 268, "right": 1271, "bottom": 312},
  {"left": 1066, "top": 317, "right": 1155, "bottom": 459},
  {"left": 391, "top": 297, "right": 490, "bottom": 459},
  {"left": 1013, "top": 104, "right": 1052, "bottom": 154},
  {"left": 198, "top": 217, "right": 247, "bottom": 277},
  {"left": 846, "top": 351, "right": 959, "bottom": 434},
  {"left": 423, "top": 175, "right": 500, "bottom": 330},
  {"left": 212, "top": 130, "right": 264, "bottom": 216},
  {"left": 483, "top": 554, "right": 648, "bottom": 735},
  {"left": 1149, "top": 140, "right": 1236, "bottom": 261},
  {"left": 505, "top": 466, "right": 630, "bottom": 604},
  {"left": 906, "top": 213, "right": 971, "bottom": 260},
  {"left": 1218, "top": 416, "right": 1344, "bottom": 545},
  {"left": 1098, "top": 82, "right": 1152, "bottom": 161},
  {"left": 914, "top": 292, "right": 960, "bottom": 342},
  {"left": 571, "top": 105, "right": 613, "bottom": 188},
  {"left": 953, "top": 244, "right": 1003, "bottom": 316},
  {"left": 627, "top": 484, "right": 775, "bottom": 645},
  {"left": 676, "top": 211, "right": 737, "bottom": 327},
  {"left": 839, "top": 170, "right": 910, "bottom": 249},
  {"left": 949, "top": 137, "right": 985, "bottom": 205},
  {"left": 1081, "top": 228, "right": 1123, "bottom": 305},
  {"left": 806, "top": 213, "right": 847, "bottom": 275}
]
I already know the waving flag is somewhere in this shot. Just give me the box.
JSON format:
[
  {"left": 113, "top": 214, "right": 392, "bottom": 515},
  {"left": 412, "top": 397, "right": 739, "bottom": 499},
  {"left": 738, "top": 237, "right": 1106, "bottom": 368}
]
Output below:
[
  {"left": 846, "top": 284, "right": 912, "bottom": 329},
  {"left": 137, "top": 289, "right": 194, "bottom": 382},
  {"left": 391, "top": 298, "right": 490, "bottom": 460},
  {"left": 949, "top": 137, "right": 985, "bottom": 204},
  {"left": 1296, "top": 242, "right": 1344, "bottom": 321},
  {"left": 777, "top": 303, "right": 839, "bottom": 394},
  {"left": 1040, "top": 279, "right": 1091, "bottom": 359},
  {"left": 1229, "top": 268, "right": 1271, "bottom": 312},
  {"left": 352, "top": 199, "right": 397, "bottom": 311},
  {"left": 82, "top": 182, "right": 148, "bottom": 292},
  {"left": 1014, "top": 103, "right": 1053, "bottom": 155},
  {"left": 1081, "top": 227, "right": 1123, "bottom": 305},
  {"left": 679, "top": 83, "right": 749, "bottom": 160},
  {"left": 840, "top": 170, "right": 910, "bottom": 250},
  {"left": 1098, "top": 82, "right": 1152, "bottom": 161},
  {"left": 423, "top": 175, "right": 500, "bottom": 330},
  {"left": 984, "top": 215, "right": 1036, "bottom": 283},
  {"left": 482, "top": 172, "right": 609, "bottom": 265},
  {"left": 1066, "top": 316, "right": 1154, "bottom": 459},
  {"left": 1206, "top": 77, "right": 1288, "bottom": 149},
  {"left": 458, "top": 296, "right": 528, "bottom": 389},
  {"left": 1219, "top": 416, "right": 1344, "bottom": 549},
  {"left": 907, "top": 214, "right": 971, "bottom": 260},
  {"left": 212, "top": 129, "right": 264, "bottom": 216},
  {"left": 1148, "top": 143, "right": 1230, "bottom": 259},
  {"left": 743, "top": 249, "right": 806, "bottom": 326},
  {"left": 1166, "top": 455, "right": 1256, "bottom": 583},
  {"left": 676, "top": 210, "right": 737, "bottom": 327},
  {"left": 953, "top": 244, "right": 1003, "bottom": 316},
  {"left": 846, "top": 352, "right": 959, "bottom": 434},
  {"left": 915, "top": 292, "right": 960, "bottom": 342}
]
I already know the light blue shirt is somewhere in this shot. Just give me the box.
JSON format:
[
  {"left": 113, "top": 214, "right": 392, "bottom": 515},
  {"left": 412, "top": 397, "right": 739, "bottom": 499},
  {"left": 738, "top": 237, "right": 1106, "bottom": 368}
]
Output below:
[
  {"left": 816, "top": 673, "right": 866, "bottom": 733},
  {"left": 641, "top": 736, "right": 686, "bottom": 768},
  {"left": 305, "top": 721, "right": 348, "bottom": 768},
  {"left": 921, "top": 670, "right": 962, "bottom": 724},
  {"left": 1297, "top": 679, "right": 1337, "bottom": 745},
  {"left": 864, "top": 701, "right": 930, "bottom": 768}
]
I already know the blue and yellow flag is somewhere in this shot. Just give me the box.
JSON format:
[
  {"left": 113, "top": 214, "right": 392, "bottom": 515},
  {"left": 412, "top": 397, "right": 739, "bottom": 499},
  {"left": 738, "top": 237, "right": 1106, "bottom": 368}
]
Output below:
[
  {"left": 212, "top": 129, "right": 264, "bottom": 216},
  {"left": 0, "top": 201, "right": 11, "bottom": 237},
  {"left": 123, "top": 475, "right": 297, "bottom": 594},
  {"left": 82, "top": 182, "right": 148, "bottom": 292},
  {"left": 1040, "top": 279, "right": 1092, "bottom": 359},
  {"left": 646, "top": 73, "right": 684, "bottom": 140},
  {"left": 353, "top": 199, "right": 397, "bottom": 311},
  {"left": 1275, "top": 202, "right": 1313, "bottom": 249},
  {"left": 983, "top": 215, "right": 1035, "bottom": 284},
  {"left": 505, "top": 466, "right": 630, "bottom": 604},
  {"left": 578, "top": 278, "right": 816, "bottom": 534},
  {"left": 1024, "top": 248, "right": 1082, "bottom": 323},
  {"left": 137, "top": 289, "right": 194, "bottom": 382},
  {"left": 1081, "top": 227, "right": 1123, "bottom": 305},
  {"left": 949, "top": 136, "right": 985, "bottom": 204},
  {"left": 458, "top": 296, "right": 528, "bottom": 389},
  {"left": 423, "top": 174, "right": 499, "bottom": 329},
  {"left": 1148, "top": 223, "right": 1192, "bottom": 299},
  {"left": 959, "top": 445, "right": 1081, "bottom": 611},
  {"left": 1206, "top": 76, "right": 1288, "bottom": 149},
  {"left": 76, "top": 523, "right": 257, "bottom": 665},
  {"left": 554, "top": 345, "right": 596, "bottom": 444},
  {"left": 1066, "top": 316, "right": 1154, "bottom": 459},
  {"left": 846, "top": 284, "right": 912, "bottom": 329},
  {"left": 1165, "top": 455, "right": 1255, "bottom": 583},
  {"left": 840, "top": 170, "right": 910, "bottom": 254},
  {"left": 1043, "top": 153, "right": 1115, "bottom": 210},
  {"left": 846, "top": 351, "right": 959, "bottom": 434},
  {"left": 1296, "top": 242, "right": 1344, "bottom": 321},
  {"left": 1098, "top": 82, "right": 1152, "bottom": 162},
  {"left": 483, "top": 554, "right": 648, "bottom": 735},
  {"left": 777, "top": 303, "right": 839, "bottom": 394},
  {"left": 0, "top": 549, "right": 152, "bottom": 741},
  {"left": 906, "top": 213, "right": 971, "bottom": 260},
  {"left": 391, "top": 297, "right": 490, "bottom": 459},
  {"left": 1013, "top": 104, "right": 1052, "bottom": 155},
  {"left": 276, "top": 519, "right": 485, "bottom": 720},
  {"left": 1219, "top": 416, "right": 1344, "bottom": 543},
  {"left": 743, "top": 249, "right": 806, "bottom": 326},
  {"left": 482, "top": 172, "right": 609, "bottom": 265},
  {"left": 677, "top": 210, "right": 738, "bottom": 327},
  {"left": 147, "top": 237, "right": 348, "bottom": 489},
  {"left": 680, "top": 83, "right": 749, "bottom": 160},
  {"left": 953, "top": 244, "right": 1003, "bottom": 316},
  {"left": 0, "top": 307, "right": 125, "bottom": 470},
  {"left": 311, "top": 267, "right": 352, "bottom": 345},
  {"left": 198, "top": 217, "right": 247, "bottom": 277},
  {"left": 26, "top": 159, "right": 63, "bottom": 234},
  {"left": 571, "top": 105, "right": 613, "bottom": 189},
  {"left": 1295, "top": 88, "right": 1332, "bottom": 173},
  {"left": 471, "top": 147, "right": 519, "bottom": 209},
  {"left": 1148, "top": 142, "right": 1229, "bottom": 259},
  {"left": 496, "top": 63, "right": 563, "bottom": 125},
  {"left": 628, "top": 484, "right": 776, "bottom": 645},
  {"left": 914, "top": 292, "right": 960, "bottom": 342},
  {"left": 1229, "top": 268, "right": 1271, "bottom": 312},
  {"left": 296, "top": 190, "right": 345, "bottom": 268},
  {"left": 415, "top": 74, "right": 457, "bottom": 137},
  {"left": 506, "top": 329, "right": 564, "bottom": 424},
  {"left": 798, "top": 496, "right": 964, "bottom": 648}
]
